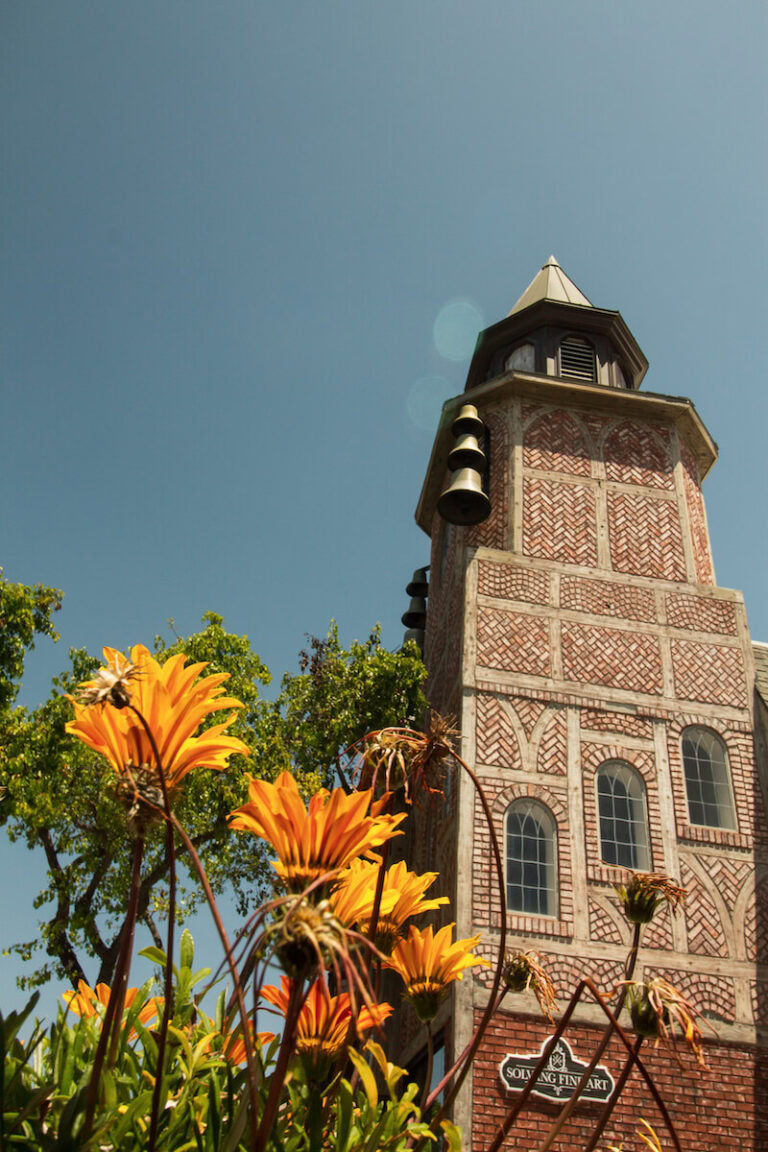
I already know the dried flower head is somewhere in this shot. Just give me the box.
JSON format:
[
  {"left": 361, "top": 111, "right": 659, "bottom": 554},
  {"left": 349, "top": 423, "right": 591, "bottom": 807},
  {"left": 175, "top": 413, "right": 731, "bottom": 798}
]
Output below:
[
  {"left": 356, "top": 711, "right": 458, "bottom": 804},
  {"left": 77, "top": 654, "right": 141, "bottom": 709},
  {"left": 626, "top": 977, "right": 709, "bottom": 1066},
  {"left": 272, "top": 896, "right": 348, "bottom": 981},
  {"left": 502, "top": 950, "right": 557, "bottom": 1022},
  {"left": 607, "top": 1118, "right": 664, "bottom": 1152},
  {"left": 615, "top": 872, "right": 687, "bottom": 925}
]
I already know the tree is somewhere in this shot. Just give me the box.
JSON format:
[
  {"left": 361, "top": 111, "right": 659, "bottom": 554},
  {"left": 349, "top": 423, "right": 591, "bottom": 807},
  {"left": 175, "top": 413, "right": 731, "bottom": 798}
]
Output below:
[
  {"left": 0, "top": 613, "right": 427, "bottom": 989},
  {"left": 0, "top": 570, "right": 62, "bottom": 715}
]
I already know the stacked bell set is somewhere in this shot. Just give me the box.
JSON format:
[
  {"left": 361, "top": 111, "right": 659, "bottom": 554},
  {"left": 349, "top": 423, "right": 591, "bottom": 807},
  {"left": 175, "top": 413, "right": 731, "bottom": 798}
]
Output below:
[{"left": 402, "top": 404, "right": 491, "bottom": 650}]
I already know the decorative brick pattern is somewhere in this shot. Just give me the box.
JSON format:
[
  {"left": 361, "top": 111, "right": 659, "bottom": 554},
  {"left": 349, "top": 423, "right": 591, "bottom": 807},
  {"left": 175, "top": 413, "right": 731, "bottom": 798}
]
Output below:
[
  {"left": 477, "top": 560, "right": 550, "bottom": 605},
  {"left": 679, "top": 858, "right": 729, "bottom": 957},
  {"left": 523, "top": 477, "right": 598, "bottom": 567},
  {"left": 535, "top": 709, "right": 568, "bottom": 776},
  {"left": 581, "top": 410, "right": 612, "bottom": 449},
  {"left": 511, "top": 698, "right": 548, "bottom": 739},
  {"left": 540, "top": 952, "right": 625, "bottom": 999},
  {"left": 475, "top": 693, "right": 521, "bottom": 769},
  {"left": 523, "top": 408, "right": 591, "bottom": 475},
  {"left": 467, "top": 408, "right": 508, "bottom": 551},
  {"left": 743, "top": 876, "right": 768, "bottom": 963},
  {"left": 645, "top": 966, "right": 735, "bottom": 1023},
  {"left": 665, "top": 591, "right": 738, "bottom": 635},
  {"left": 588, "top": 896, "right": 626, "bottom": 945},
  {"left": 562, "top": 622, "right": 664, "bottom": 695},
  {"left": 607, "top": 489, "right": 686, "bottom": 580},
  {"left": 751, "top": 981, "right": 768, "bottom": 1025},
  {"left": 579, "top": 708, "right": 655, "bottom": 740},
  {"left": 603, "top": 419, "right": 674, "bottom": 489},
  {"left": 680, "top": 441, "right": 715, "bottom": 585},
  {"left": 670, "top": 639, "right": 749, "bottom": 708},
  {"left": 476, "top": 607, "right": 551, "bottom": 678},
  {"left": 560, "top": 574, "right": 657, "bottom": 623},
  {"left": 642, "top": 906, "right": 674, "bottom": 951}
]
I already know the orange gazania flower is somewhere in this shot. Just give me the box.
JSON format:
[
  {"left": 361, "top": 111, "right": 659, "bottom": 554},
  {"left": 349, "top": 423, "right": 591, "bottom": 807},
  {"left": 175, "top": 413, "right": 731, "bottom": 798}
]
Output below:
[
  {"left": 62, "top": 980, "right": 163, "bottom": 1036},
  {"left": 222, "top": 1021, "right": 276, "bottom": 1065},
  {"left": 228, "top": 771, "right": 405, "bottom": 892},
  {"left": 261, "top": 975, "right": 391, "bottom": 1070},
  {"left": 385, "top": 922, "right": 489, "bottom": 1021},
  {"left": 331, "top": 859, "right": 449, "bottom": 952},
  {"left": 67, "top": 645, "right": 249, "bottom": 792}
]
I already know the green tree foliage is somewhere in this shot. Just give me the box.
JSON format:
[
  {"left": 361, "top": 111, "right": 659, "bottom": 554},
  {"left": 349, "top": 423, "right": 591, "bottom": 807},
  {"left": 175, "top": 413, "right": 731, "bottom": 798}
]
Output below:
[
  {"left": 0, "top": 570, "right": 62, "bottom": 714},
  {"left": 0, "top": 614, "right": 427, "bottom": 990}
]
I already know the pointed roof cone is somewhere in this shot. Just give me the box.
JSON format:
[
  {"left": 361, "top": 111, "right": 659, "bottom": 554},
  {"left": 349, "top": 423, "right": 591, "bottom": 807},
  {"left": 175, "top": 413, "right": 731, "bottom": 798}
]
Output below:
[{"left": 508, "top": 255, "right": 592, "bottom": 316}]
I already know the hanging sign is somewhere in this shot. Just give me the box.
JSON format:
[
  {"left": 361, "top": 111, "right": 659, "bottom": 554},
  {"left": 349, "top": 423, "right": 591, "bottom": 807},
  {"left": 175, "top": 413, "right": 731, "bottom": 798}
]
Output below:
[{"left": 499, "top": 1037, "right": 614, "bottom": 1104}]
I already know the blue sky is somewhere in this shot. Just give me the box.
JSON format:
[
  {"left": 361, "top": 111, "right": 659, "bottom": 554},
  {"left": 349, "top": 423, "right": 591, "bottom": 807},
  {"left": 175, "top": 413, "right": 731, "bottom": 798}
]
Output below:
[{"left": 2, "top": 1, "right": 767, "bottom": 1014}]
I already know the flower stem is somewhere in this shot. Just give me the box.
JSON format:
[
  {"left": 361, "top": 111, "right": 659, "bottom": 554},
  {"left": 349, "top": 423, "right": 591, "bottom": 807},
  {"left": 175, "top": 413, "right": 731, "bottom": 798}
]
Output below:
[
  {"left": 253, "top": 977, "right": 306, "bottom": 1152},
  {"left": 171, "top": 813, "right": 260, "bottom": 1146},
  {"left": 420, "top": 1024, "right": 434, "bottom": 1114},
  {"left": 82, "top": 833, "right": 145, "bottom": 1139},
  {"left": 425, "top": 750, "right": 506, "bottom": 1123}
]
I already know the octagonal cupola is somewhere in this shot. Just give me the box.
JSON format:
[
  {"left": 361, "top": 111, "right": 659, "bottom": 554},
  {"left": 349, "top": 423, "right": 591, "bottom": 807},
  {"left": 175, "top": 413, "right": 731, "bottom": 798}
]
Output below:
[{"left": 464, "top": 256, "right": 648, "bottom": 392}]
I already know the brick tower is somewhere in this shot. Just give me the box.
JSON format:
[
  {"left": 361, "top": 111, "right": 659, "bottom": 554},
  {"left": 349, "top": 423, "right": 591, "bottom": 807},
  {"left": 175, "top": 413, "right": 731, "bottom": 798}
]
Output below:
[{"left": 409, "top": 258, "right": 768, "bottom": 1149}]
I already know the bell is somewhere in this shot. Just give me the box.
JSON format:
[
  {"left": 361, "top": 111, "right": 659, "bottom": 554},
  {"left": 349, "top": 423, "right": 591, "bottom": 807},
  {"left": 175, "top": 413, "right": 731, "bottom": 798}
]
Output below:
[
  {"left": 437, "top": 467, "right": 491, "bottom": 525},
  {"left": 401, "top": 596, "right": 427, "bottom": 628},
  {"left": 403, "top": 627, "right": 425, "bottom": 652},
  {"left": 447, "top": 432, "right": 486, "bottom": 473},
  {"left": 406, "top": 567, "right": 430, "bottom": 598},
  {"left": 451, "top": 403, "right": 485, "bottom": 438}
]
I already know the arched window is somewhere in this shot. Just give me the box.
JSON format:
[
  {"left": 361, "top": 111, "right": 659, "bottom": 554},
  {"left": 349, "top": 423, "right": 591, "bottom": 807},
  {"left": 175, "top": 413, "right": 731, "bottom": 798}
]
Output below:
[
  {"left": 682, "top": 728, "right": 736, "bottom": 830},
  {"left": 596, "top": 761, "right": 650, "bottom": 870},
  {"left": 506, "top": 800, "right": 557, "bottom": 916}
]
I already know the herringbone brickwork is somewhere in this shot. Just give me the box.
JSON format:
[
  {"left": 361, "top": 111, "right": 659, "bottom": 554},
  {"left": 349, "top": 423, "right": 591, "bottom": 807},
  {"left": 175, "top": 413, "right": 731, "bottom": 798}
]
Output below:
[
  {"left": 477, "top": 560, "right": 550, "bottom": 604},
  {"left": 751, "top": 981, "right": 768, "bottom": 1025},
  {"left": 476, "top": 607, "right": 551, "bottom": 677},
  {"left": 588, "top": 896, "right": 627, "bottom": 945},
  {"left": 743, "top": 875, "right": 768, "bottom": 962},
  {"left": 562, "top": 622, "right": 664, "bottom": 694},
  {"left": 523, "top": 477, "right": 598, "bottom": 567},
  {"left": 603, "top": 419, "right": 674, "bottom": 489},
  {"left": 523, "top": 408, "right": 591, "bottom": 475},
  {"left": 512, "top": 697, "right": 548, "bottom": 739},
  {"left": 467, "top": 408, "right": 507, "bottom": 551},
  {"left": 670, "top": 638, "right": 749, "bottom": 708},
  {"left": 607, "top": 489, "right": 686, "bottom": 580},
  {"left": 536, "top": 709, "right": 568, "bottom": 776},
  {"left": 560, "top": 574, "right": 657, "bottom": 623},
  {"left": 679, "top": 857, "right": 729, "bottom": 957},
  {"left": 645, "top": 965, "right": 735, "bottom": 1023},
  {"left": 665, "top": 590, "right": 738, "bottom": 634},
  {"left": 642, "top": 906, "right": 674, "bottom": 951},
  {"left": 680, "top": 441, "right": 715, "bottom": 585},
  {"left": 475, "top": 693, "right": 521, "bottom": 769},
  {"left": 579, "top": 708, "right": 655, "bottom": 740},
  {"left": 540, "top": 953, "right": 625, "bottom": 1000}
]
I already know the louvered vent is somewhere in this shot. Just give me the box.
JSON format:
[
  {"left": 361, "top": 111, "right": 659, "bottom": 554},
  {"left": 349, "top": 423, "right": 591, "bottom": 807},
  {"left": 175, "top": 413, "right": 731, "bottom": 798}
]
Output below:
[{"left": 559, "top": 337, "right": 596, "bottom": 382}]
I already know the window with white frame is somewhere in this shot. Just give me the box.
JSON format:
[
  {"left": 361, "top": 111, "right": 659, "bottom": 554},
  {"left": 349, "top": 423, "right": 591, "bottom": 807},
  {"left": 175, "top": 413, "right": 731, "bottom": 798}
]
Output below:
[
  {"left": 596, "top": 761, "right": 651, "bottom": 870},
  {"left": 681, "top": 727, "right": 736, "bottom": 830},
  {"left": 505, "top": 799, "right": 557, "bottom": 916}
]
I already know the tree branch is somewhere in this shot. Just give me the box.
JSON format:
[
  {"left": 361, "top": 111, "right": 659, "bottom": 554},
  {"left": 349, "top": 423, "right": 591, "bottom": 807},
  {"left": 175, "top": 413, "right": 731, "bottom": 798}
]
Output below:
[{"left": 37, "top": 829, "right": 88, "bottom": 987}]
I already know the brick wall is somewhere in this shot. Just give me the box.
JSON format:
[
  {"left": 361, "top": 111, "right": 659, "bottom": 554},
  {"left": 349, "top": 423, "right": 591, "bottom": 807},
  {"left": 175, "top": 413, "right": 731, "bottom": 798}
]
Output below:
[{"left": 470, "top": 1007, "right": 768, "bottom": 1152}]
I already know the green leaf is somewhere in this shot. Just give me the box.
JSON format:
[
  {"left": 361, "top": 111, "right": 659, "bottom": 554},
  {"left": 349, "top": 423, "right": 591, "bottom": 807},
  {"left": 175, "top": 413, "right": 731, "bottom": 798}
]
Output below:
[
  {"left": 179, "top": 928, "right": 195, "bottom": 972},
  {"left": 441, "top": 1119, "right": 462, "bottom": 1152},
  {"left": 346, "top": 1048, "right": 378, "bottom": 1111}
]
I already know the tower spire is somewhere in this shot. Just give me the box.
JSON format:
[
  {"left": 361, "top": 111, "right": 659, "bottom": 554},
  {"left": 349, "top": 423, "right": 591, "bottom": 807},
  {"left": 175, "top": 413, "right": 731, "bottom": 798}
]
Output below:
[{"left": 508, "top": 255, "right": 592, "bottom": 315}]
